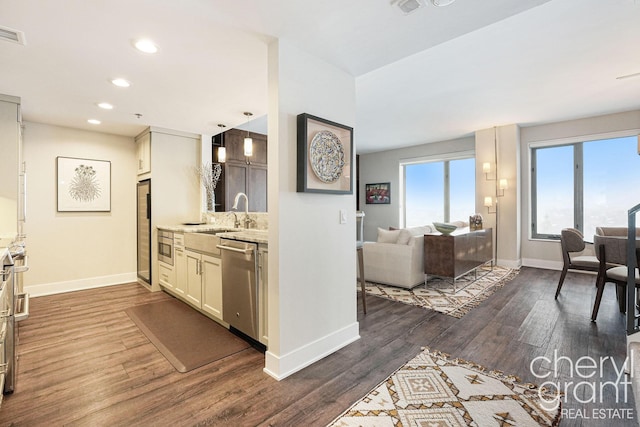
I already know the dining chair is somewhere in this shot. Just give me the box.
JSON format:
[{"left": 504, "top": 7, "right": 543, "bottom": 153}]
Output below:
[
  {"left": 591, "top": 237, "right": 640, "bottom": 322},
  {"left": 555, "top": 228, "right": 600, "bottom": 299}
]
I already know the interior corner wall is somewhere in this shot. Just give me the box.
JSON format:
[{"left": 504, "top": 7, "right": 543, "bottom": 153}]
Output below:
[
  {"left": 22, "top": 122, "right": 137, "bottom": 295},
  {"left": 358, "top": 137, "right": 474, "bottom": 242},
  {"left": 265, "top": 38, "right": 359, "bottom": 380},
  {"left": 475, "top": 125, "right": 521, "bottom": 268}
]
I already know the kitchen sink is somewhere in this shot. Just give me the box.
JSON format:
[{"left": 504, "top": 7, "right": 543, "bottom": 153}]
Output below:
[{"left": 184, "top": 231, "right": 226, "bottom": 255}]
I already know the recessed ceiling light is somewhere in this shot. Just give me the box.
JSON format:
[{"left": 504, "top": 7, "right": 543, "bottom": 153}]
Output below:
[
  {"left": 134, "top": 39, "right": 158, "bottom": 54},
  {"left": 88, "top": 119, "right": 101, "bottom": 125},
  {"left": 97, "top": 102, "right": 113, "bottom": 110},
  {"left": 111, "top": 78, "right": 131, "bottom": 88}
]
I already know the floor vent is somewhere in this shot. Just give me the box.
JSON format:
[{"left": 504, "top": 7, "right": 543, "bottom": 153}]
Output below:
[{"left": 0, "top": 25, "right": 26, "bottom": 45}]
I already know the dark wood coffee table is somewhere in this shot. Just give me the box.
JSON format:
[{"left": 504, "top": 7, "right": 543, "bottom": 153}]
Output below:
[{"left": 424, "top": 227, "right": 493, "bottom": 292}]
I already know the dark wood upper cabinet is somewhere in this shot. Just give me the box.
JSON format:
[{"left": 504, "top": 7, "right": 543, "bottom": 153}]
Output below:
[{"left": 213, "top": 128, "right": 267, "bottom": 213}]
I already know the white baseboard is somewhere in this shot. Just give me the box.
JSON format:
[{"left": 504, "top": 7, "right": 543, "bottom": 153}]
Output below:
[
  {"left": 263, "top": 321, "right": 360, "bottom": 381},
  {"left": 25, "top": 272, "right": 138, "bottom": 297},
  {"left": 521, "top": 258, "right": 563, "bottom": 271}
]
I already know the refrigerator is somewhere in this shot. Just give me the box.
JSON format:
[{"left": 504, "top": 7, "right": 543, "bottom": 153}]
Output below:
[{"left": 137, "top": 180, "right": 151, "bottom": 284}]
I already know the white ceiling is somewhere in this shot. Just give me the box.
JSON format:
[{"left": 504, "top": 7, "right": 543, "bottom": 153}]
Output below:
[{"left": 1, "top": 0, "right": 639, "bottom": 153}]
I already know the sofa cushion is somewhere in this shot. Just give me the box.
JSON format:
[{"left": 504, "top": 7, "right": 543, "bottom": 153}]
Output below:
[
  {"left": 397, "top": 225, "right": 435, "bottom": 245},
  {"left": 377, "top": 227, "right": 402, "bottom": 243}
]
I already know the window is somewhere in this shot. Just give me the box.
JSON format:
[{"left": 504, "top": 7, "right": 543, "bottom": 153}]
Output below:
[
  {"left": 531, "top": 135, "right": 640, "bottom": 240},
  {"left": 403, "top": 157, "right": 475, "bottom": 227}
]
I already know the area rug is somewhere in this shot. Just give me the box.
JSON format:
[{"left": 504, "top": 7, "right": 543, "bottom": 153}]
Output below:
[
  {"left": 363, "top": 266, "right": 518, "bottom": 318},
  {"left": 125, "top": 298, "right": 251, "bottom": 373},
  {"left": 328, "top": 347, "right": 561, "bottom": 426}
]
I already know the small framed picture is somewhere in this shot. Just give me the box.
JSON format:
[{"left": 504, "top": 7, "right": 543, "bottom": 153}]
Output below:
[
  {"left": 57, "top": 156, "right": 111, "bottom": 212},
  {"left": 366, "top": 182, "right": 390, "bottom": 204},
  {"left": 297, "top": 113, "right": 353, "bottom": 194}
]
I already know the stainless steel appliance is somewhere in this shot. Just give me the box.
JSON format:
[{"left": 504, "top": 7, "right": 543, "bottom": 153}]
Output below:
[
  {"left": 137, "top": 180, "right": 151, "bottom": 283},
  {"left": 1, "top": 242, "right": 29, "bottom": 398},
  {"left": 218, "top": 239, "right": 259, "bottom": 341},
  {"left": 158, "top": 230, "right": 174, "bottom": 266},
  {"left": 1, "top": 252, "right": 15, "bottom": 395}
]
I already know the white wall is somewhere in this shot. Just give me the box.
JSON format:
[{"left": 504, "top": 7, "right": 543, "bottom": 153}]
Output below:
[
  {"left": 358, "top": 137, "right": 474, "bottom": 241},
  {"left": 23, "top": 122, "right": 137, "bottom": 295},
  {"left": 265, "top": 38, "right": 359, "bottom": 380},
  {"left": 520, "top": 109, "right": 640, "bottom": 269}
]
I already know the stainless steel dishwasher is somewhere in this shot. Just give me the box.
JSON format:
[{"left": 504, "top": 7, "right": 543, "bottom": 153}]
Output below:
[{"left": 217, "top": 238, "right": 259, "bottom": 341}]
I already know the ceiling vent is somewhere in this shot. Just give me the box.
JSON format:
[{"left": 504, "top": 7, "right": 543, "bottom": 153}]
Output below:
[
  {"left": 430, "top": 0, "right": 456, "bottom": 6},
  {"left": 0, "top": 25, "right": 26, "bottom": 45},
  {"left": 391, "top": 0, "right": 423, "bottom": 15}
]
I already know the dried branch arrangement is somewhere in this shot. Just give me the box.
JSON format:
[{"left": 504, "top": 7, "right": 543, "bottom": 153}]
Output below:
[{"left": 195, "top": 162, "right": 222, "bottom": 210}]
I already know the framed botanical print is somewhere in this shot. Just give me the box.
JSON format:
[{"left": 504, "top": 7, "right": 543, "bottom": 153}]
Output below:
[{"left": 57, "top": 156, "right": 111, "bottom": 212}]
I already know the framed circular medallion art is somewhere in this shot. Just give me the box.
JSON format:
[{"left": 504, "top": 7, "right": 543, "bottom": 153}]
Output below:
[{"left": 296, "top": 113, "right": 354, "bottom": 194}]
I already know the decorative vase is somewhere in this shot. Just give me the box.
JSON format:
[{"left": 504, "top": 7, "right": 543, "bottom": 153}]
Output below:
[{"left": 207, "top": 193, "right": 215, "bottom": 212}]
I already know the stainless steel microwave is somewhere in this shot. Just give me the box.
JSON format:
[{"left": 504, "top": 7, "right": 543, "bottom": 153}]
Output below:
[{"left": 158, "top": 230, "right": 174, "bottom": 266}]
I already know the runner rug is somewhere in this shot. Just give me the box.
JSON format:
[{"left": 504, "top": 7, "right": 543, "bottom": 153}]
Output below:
[
  {"left": 328, "top": 347, "right": 561, "bottom": 426},
  {"left": 363, "top": 265, "right": 518, "bottom": 318}
]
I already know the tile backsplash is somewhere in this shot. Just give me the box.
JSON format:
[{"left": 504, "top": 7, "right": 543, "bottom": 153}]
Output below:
[{"left": 202, "top": 212, "right": 268, "bottom": 230}]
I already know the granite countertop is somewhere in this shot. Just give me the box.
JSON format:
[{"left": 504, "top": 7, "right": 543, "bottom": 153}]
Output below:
[
  {"left": 218, "top": 229, "right": 268, "bottom": 245},
  {"left": 157, "top": 224, "right": 268, "bottom": 245},
  {"left": 156, "top": 224, "right": 231, "bottom": 233}
]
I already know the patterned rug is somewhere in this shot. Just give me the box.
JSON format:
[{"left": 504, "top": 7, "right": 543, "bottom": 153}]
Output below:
[
  {"left": 363, "top": 266, "right": 518, "bottom": 318},
  {"left": 328, "top": 347, "right": 561, "bottom": 427}
]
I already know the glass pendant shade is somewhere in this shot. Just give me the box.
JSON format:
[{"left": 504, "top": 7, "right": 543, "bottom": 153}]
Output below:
[
  {"left": 244, "top": 137, "right": 253, "bottom": 157},
  {"left": 217, "top": 146, "right": 226, "bottom": 163}
]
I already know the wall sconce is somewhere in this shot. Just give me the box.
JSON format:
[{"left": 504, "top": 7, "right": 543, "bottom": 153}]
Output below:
[
  {"left": 216, "top": 124, "right": 226, "bottom": 163},
  {"left": 484, "top": 196, "right": 496, "bottom": 214},
  {"left": 498, "top": 178, "right": 508, "bottom": 197},
  {"left": 243, "top": 112, "right": 253, "bottom": 158},
  {"left": 483, "top": 162, "right": 496, "bottom": 181}
]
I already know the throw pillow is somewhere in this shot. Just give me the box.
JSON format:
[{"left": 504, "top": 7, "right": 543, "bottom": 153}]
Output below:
[
  {"left": 396, "top": 229, "right": 412, "bottom": 245},
  {"left": 396, "top": 225, "right": 436, "bottom": 245},
  {"left": 377, "top": 227, "right": 401, "bottom": 243}
]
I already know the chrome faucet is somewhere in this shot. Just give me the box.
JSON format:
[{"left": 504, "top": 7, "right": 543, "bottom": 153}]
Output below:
[
  {"left": 232, "top": 192, "right": 251, "bottom": 228},
  {"left": 231, "top": 212, "right": 241, "bottom": 228}
]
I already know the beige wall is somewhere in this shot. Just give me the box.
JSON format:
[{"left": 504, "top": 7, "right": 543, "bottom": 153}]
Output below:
[
  {"left": 475, "top": 125, "right": 521, "bottom": 268},
  {"left": 23, "top": 122, "right": 137, "bottom": 295}
]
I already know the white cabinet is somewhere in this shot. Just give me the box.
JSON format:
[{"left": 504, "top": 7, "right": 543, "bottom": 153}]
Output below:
[
  {"left": 136, "top": 132, "right": 151, "bottom": 175},
  {"left": 173, "top": 234, "right": 187, "bottom": 298},
  {"left": 185, "top": 250, "right": 203, "bottom": 308},
  {"left": 202, "top": 255, "right": 223, "bottom": 320},
  {"left": 258, "top": 246, "right": 268, "bottom": 345},
  {"left": 184, "top": 250, "right": 222, "bottom": 321},
  {"left": 158, "top": 260, "right": 175, "bottom": 290},
  {"left": 0, "top": 94, "right": 21, "bottom": 237}
]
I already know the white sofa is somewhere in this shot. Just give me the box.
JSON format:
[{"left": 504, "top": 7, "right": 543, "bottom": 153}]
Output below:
[{"left": 361, "top": 222, "right": 467, "bottom": 289}]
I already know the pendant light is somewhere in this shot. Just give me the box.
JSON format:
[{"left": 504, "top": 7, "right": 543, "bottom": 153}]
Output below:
[
  {"left": 243, "top": 112, "right": 253, "bottom": 157},
  {"left": 217, "top": 124, "right": 226, "bottom": 163}
]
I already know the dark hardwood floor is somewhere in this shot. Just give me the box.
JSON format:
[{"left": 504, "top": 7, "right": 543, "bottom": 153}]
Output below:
[{"left": 0, "top": 267, "right": 636, "bottom": 426}]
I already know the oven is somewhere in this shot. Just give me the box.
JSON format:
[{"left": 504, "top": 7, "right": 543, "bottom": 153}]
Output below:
[{"left": 158, "top": 230, "right": 174, "bottom": 266}]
